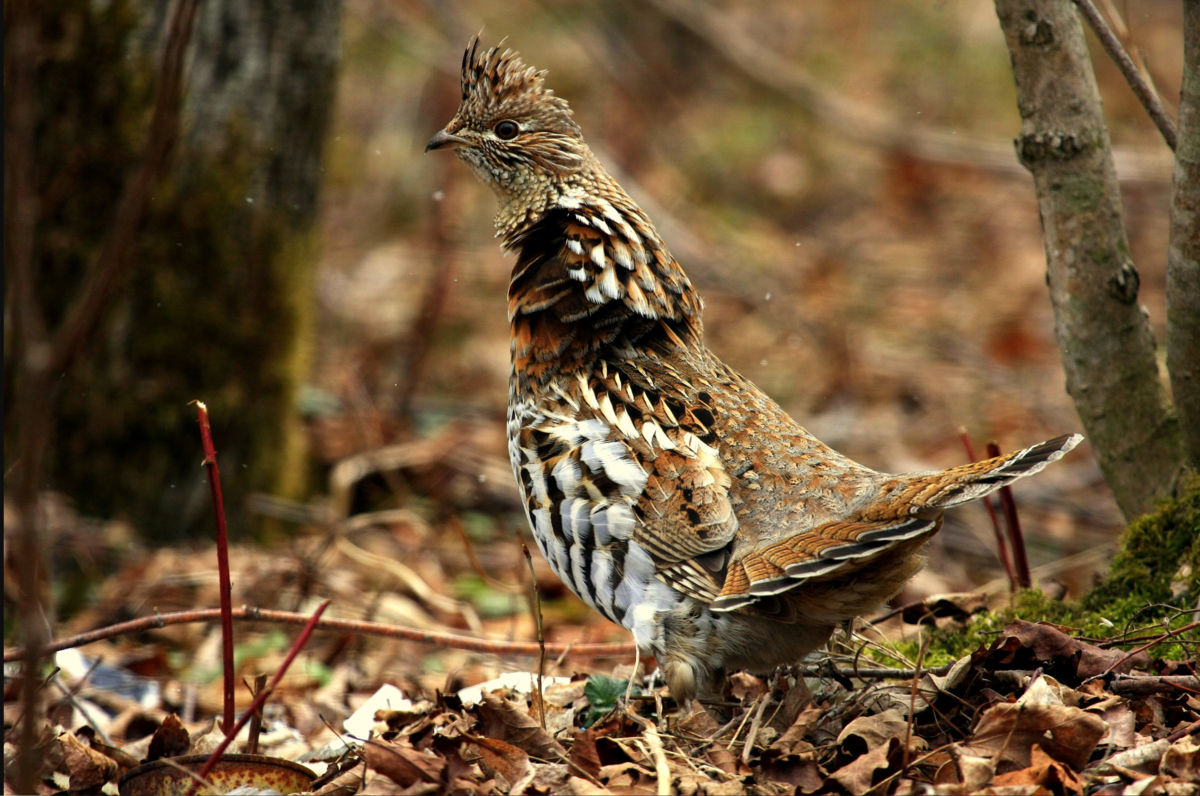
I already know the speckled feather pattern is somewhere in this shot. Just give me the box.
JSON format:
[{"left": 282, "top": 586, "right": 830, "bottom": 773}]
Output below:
[{"left": 432, "top": 39, "right": 1083, "bottom": 701}]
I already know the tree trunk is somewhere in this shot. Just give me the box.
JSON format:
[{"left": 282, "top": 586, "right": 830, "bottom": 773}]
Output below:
[
  {"left": 3, "top": 0, "right": 340, "bottom": 542},
  {"left": 993, "top": 0, "right": 1186, "bottom": 519},
  {"left": 1169, "top": 0, "right": 1200, "bottom": 470}
]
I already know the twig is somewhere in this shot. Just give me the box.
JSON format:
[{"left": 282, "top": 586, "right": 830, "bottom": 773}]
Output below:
[
  {"left": 189, "top": 600, "right": 331, "bottom": 795},
  {"left": 1097, "top": 620, "right": 1200, "bottom": 678},
  {"left": 3, "top": 606, "right": 637, "bottom": 663},
  {"left": 902, "top": 635, "right": 930, "bottom": 772},
  {"left": 243, "top": 673, "right": 268, "bottom": 754},
  {"left": 740, "top": 689, "right": 772, "bottom": 765},
  {"left": 644, "top": 723, "right": 673, "bottom": 796},
  {"left": 961, "top": 429, "right": 1015, "bottom": 590},
  {"left": 193, "top": 401, "right": 236, "bottom": 736},
  {"left": 449, "top": 514, "right": 523, "bottom": 594},
  {"left": 1109, "top": 675, "right": 1200, "bottom": 697},
  {"left": 837, "top": 664, "right": 956, "bottom": 680},
  {"left": 520, "top": 541, "right": 547, "bottom": 730},
  {"left": 988, "top": 441, "right": 1031, "bottom": 589},
  {"left": 1072, "top": 0, "right": 1177, "bottom": 151}
]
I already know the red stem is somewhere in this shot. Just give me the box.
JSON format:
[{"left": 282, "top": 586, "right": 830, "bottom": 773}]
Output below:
[
  {"left": 194, "top": 401, "right": 236, "bottom": 735},
  {"left": 960, "top": 429, "right": 1015, "bottom": 591},
  {"left": 189, "top": 601, "right": 331, "bottom": 794},
  {"left": 988, "top": 441, "right": 1031, "bottom": 589}
]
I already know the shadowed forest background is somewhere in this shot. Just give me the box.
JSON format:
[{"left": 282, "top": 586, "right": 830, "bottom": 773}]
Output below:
[{"left": 3, "top": 0, "right": 1193, "bottom": 770}]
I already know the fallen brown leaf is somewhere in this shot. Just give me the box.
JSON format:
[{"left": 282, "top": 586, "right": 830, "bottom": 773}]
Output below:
[
  {"left": 570, "top": 727, "right": 603, "bottom": 780},
  {"left": 364, "top": 737, "right": 446, "bottom": 789},
  {"left": 55, "top": 730, "right": 118, "bottom": 793},
  {"left": 991, "top": 744, "right": 1083, "bottom": 794},
  {"left": 838, "top": 708, "right": 926, "bottom": 757},
  {"left": 477, "top": 691, "right": 566, "bottom": 760},
  {"left": 965, "top": 677, "right": 1107, "bottom": 772},
  {"left": 973, "top": 620, "right": 1150, "bottom": 681},
  {"left": 473, "top": 735, "right": 535, "bottom": 793},
  {"left": 1162, "top": 736, "right": 1200, "bottom": 783},
  {"left": 145, "top": 712, "right": 190, "bottom": 762},
  {"left": 830, "top": 736, "right": 899, "bottom": 796}
]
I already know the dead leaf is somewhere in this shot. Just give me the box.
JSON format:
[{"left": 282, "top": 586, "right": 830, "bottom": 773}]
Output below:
[
  {"left": 1161, "top": 736, "right": 1200, "bottom": 783},
  {"left": 674, "top": 701, "right": 720, "bottom": 740},
  {"left": 838, "top": 708, "right": 925, "bottom": 757},
  {"left": 901, "top": 591, "right": 988, "bottom": 625},
  {"left": 477, "top": 691, "right": 566, "bottom": 760},
  {"left": 473, "top": 735, "right": 535, "bottom": 794},
  {"left": 707, "top": 742, "right": 741, "bottom": 776},
  {"left": 364, "top": 737, "right": 445, "bottom": 789},
  {"left": 965, "top": 677, "right": 1108, "bottom": 772},
  {"left": 771, "top": 704, "right": 825, "bottom": 753},
  {"left": 569, "top": 727, "right": 603, "bottom": 780},
  {"left": 992, "top": 744, "right": 1083, "bottom": 794},
  {"left": 729, "top": 672, "right": 768, "bottom": 702},
  {"left": 829, "top": 736, "right": 899, "bottom": 796},
  {"left": 55, "top": 731, "right": 118, "bottom": 793},
  {"left": 599, "top": 762, "right": 658, "bottom": 795},
  {"left": 973, "top": 619, "right": 1150, "bottom": 680},
  {"left": 145, "top": 713, "right": 190, "bottom": 761},
  {"left": 767, "top": 676, "right": 814, "bottom": 736}
]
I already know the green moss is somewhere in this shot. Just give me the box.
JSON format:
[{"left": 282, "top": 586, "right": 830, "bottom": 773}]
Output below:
[{"left": 874, "top": 475, "right": 1200, "bottom": 667}]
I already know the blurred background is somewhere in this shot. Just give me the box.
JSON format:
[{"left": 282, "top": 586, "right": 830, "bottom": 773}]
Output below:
[{"left": 3, "top": 0, "right": 1183, "bottom": 697}]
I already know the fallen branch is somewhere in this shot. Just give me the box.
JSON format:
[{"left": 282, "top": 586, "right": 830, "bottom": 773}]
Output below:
[
  {"left": 2, "top": 607, "right": 637, "bottom": 663},
  {"left": 1109, "top": 675, "right": 1200, "bottom": 697}
]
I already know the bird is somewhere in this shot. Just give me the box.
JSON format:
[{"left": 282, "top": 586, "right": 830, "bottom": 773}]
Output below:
[{"left": 426, "top": 39, "right": 1083, "bottom": 702}]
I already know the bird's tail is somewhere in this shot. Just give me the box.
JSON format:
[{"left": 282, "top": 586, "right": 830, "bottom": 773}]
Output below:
[{"left": 907, "top": 433, "right": 1084, "bottom": 511}]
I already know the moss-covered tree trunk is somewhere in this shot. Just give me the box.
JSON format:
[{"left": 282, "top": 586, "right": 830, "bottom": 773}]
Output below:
[
  {"left": 993, "top": 0, "right": 1186, "bottom": 521},
  {"left": 3, "top": 0, "right": 340, "bottom": 541}
]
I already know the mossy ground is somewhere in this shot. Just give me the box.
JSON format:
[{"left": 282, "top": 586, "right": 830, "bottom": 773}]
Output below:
[{"left": 869, "top": 473, "right": 1200, "bottom": 668}]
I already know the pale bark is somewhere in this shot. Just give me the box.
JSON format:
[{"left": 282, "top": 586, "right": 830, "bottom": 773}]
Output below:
[
  {"left": 1169, "top": 1, "right": 1200, "bottom": 469},
  {"left": 994, "top": 0, "right": 1186, "bottom": 519}
]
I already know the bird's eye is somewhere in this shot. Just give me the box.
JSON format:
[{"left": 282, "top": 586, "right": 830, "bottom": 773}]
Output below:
[{"left": 494, "top": 121, "right": 519, "bottom": 140}]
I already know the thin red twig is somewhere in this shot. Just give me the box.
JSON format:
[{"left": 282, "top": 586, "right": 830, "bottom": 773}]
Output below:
[
  {"left": 960, "top": 429, "right": 1015, "bottom": 591},
  {"left": 988, "top": 441, "right": 1031, "bottom": 589},
  {"left": 194, "top": 401, "right": 236, "bottom": 736},
  {"left": 189, "top": 601, "right": 332, "bottom": 795},
  {"left": 2, "top": 607, "right": 637, "bottom": 663}
]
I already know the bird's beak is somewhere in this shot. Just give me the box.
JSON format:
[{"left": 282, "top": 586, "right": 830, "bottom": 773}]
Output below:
[{"left": 425, "top": 129, "right": 470, "bottom": 152}]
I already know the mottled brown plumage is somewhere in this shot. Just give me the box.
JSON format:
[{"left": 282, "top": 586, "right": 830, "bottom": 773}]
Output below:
[{"left": 427, "top": 39, "right": 1082, "bottom": 701}]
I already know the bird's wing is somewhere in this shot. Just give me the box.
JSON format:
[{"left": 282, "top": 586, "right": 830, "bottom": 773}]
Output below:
[{"left": 515, "top": 357, "right": 738, "bottom": 611}]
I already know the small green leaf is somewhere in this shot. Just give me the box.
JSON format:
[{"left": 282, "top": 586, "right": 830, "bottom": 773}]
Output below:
[{"left": 582, "top": 674, "right": 640, "bottom": 728}]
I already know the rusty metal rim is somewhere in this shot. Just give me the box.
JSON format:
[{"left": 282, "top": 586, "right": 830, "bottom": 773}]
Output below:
[{"left": 119, "top": 753, "right": 315, "bottom": 795}]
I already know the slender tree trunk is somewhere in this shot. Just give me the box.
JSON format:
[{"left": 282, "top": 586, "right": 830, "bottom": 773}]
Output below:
[
  {"left": 993, "top": 0, "right": 1186, "bottom": 519},
  {"left": 1169, "top": 0, "right": 1200, "bottom": 470}
]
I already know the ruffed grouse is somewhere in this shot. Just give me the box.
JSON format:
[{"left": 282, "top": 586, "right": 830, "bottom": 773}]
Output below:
[{"left": 427, "top": 40, "right": 1082, "bottom": 701}]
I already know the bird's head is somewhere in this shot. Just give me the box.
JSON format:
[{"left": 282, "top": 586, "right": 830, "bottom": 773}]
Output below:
[{"left": 426, "top": 39, "right": 592, "bottom": 236}]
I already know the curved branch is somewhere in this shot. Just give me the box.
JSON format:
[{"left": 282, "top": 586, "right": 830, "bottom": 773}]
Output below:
[{"left": 1, "top": 607, "right": 637, "bottom": 664}]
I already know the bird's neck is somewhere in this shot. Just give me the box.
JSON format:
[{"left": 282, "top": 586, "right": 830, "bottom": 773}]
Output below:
[{"left": 502, "top": 166, "right": 703, "bottom": 387}]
